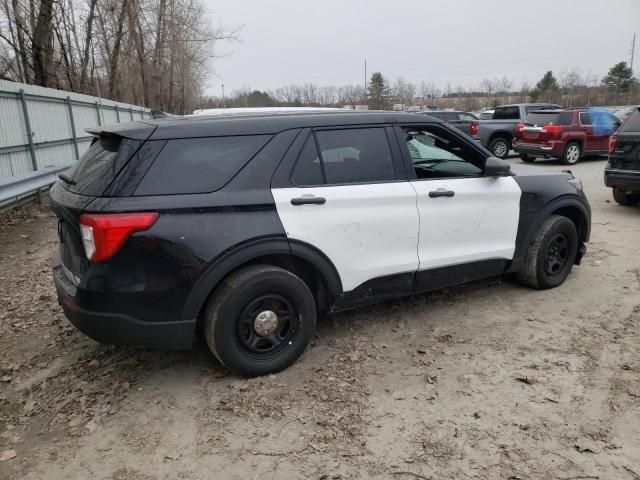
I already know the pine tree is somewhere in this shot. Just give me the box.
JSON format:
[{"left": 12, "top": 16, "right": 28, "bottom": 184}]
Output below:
[
  {"left": 530, "top": 71, "right": 559, "bottom": 103},
  {"left": 602, "top": 61, "right": 637, "bottom": 102},
  {"left": 368, "top": 72, "right": 389, "bottom": 110},
  {"left": 536, "top": 71, "right": 559, "bottom": 92}
]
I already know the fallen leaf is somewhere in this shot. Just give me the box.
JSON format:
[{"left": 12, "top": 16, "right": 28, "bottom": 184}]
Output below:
[
  {"left": 165, "top": 451, "right": 181, "bottom": 460},
  {"left": 0, "top": 450, "right": 16, "bottom": 462},
  {"left": 575, "top": 442, "right": 600, "bottom": 454},
  {"left": 213, "top": 367, "right": 229, "bottom": 380},
  {"left": 515, "top": 375, "right": 538, "bottom": 385}
]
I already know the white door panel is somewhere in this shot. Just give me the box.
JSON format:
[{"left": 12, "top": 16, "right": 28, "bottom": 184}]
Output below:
[
  {"left": 411, "top": 176, "right": 521, "bottom": 270},
  {"left": 272, "top": 183, "right": 419, "bottom": 291}
]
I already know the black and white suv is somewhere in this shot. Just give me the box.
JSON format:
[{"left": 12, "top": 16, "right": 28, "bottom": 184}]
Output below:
[{"left": 51, "top": 111, "right": 591, "bottom": 376}]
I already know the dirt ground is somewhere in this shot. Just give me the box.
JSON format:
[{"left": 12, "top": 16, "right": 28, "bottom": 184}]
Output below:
[{"left": 1, "top": 156, "right": 639, "bottom": 480}]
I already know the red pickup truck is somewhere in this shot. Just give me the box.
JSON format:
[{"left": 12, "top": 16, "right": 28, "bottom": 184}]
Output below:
[{"left": 513, "top": 108, "right": 621, "bottom": 165}]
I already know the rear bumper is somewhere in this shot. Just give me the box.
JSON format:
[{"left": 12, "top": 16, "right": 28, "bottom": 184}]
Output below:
[
  {"left": 513, "top": 142, "right": 564, "bottom": 157},
  {"left": 53, "top": 255, "right": 196, "bottom": 349},
  {"left": 604, "top": 168, "right": 640, "bottom": 191}
]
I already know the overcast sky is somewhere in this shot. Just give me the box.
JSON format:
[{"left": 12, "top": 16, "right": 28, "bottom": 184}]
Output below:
[{"left": 204, "top": 0, "right": 640, "bottom": 96}]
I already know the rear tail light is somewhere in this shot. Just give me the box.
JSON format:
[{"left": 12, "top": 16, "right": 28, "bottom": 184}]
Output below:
[
  {"left": 79, "top": 212, "right": 159, "bottom": 262},
  {"left": 542, "top": 125, "right": 563, "bottom": 138},
  {"left": 470, "top": 121, "right": 478, "bottom": 137},
  {"left": 609, "top": 135, "right": 617, "bottom": 154},
  {"left": 515, "top": 123, "right": 525, "bottom": 135}
]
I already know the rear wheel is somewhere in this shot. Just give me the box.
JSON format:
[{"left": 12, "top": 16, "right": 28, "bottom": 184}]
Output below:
[
  {"left": 203, "top": 265, "right": 316, "bottom": 377},
  {"left": 516, "top": 215, "right": 578, "bottom": 289},
  {"left": 561, "top": 142, "right": 581, "bottom": 165},
  {"left": 519, "top": 154, "right": 535, "bottom": 163},
  {"left": 489, "top": 137, "right": 510, "bottom": 159},
  {"left": 613, "top": 187, "right": 640, "bottom": 206}
]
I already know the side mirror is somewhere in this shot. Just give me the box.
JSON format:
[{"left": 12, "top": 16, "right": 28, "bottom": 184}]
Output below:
[{"left": 485, "top": 156, "right": 511, "bottom": 177}]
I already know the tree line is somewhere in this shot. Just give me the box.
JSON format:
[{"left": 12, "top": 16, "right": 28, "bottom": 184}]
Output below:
[
  {"left": 0, "top": 0, "right": 237, "bottom": 113},
  {"left": 205, "top": 62, "right": 639, "bottom": 113},
  {"left": 1, "top": 0, "right": 636, "bottom": 116}
]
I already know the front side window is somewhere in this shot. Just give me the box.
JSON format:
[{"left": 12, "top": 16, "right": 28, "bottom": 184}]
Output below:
[{"left": 403, "top": 127, "right": 482, "bottom": 179}]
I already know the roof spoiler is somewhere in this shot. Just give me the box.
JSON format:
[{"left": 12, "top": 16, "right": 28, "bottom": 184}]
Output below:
[
  {"left": 85, "top": 122, "right": 157, "bottom": 141},
  {"left": 150, "top": 109, "right": 174, "bottom": 119}
]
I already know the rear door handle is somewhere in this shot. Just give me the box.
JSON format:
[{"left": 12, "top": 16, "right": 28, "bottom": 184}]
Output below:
[
  {"left": 291, "top": 196, "right": 326, "bottom": 206},
  {"left": 429, "top": 189, "right": 455, "bottom": 198}
]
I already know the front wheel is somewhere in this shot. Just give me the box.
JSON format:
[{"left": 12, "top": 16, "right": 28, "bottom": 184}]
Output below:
[
  {"left": 561, "top": 142, "right": 581, "bottom": 165},
  {"left": 203, "top": 265, "right": 317, "bottom": 376},
  {"left": 489, "top": 137, "right": 510, "bottom": 159},
  {"left": 516, "top": 215, "right": 579, "bottom": 289},
  {"left": 613, "top": 187, "right": 640, "bottom": 206}
]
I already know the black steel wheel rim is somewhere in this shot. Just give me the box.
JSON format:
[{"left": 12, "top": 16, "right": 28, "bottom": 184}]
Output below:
[
  {"left": 237, "top": 294, "right": 297, "bottom": 357},
  {"left": 544, "top": 233, "right": 569, "bottom": 276}
]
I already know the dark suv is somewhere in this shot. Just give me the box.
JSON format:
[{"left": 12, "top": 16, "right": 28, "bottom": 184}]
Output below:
[
  {"left": 605, "top": 106, "right": 640, "bottom": 205},
  {"left": 51, "top": 111, "right": 591, "bottom": 376}
]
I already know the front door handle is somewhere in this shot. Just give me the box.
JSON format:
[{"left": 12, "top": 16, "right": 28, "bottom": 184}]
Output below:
[
  {"left": 429, "top": 189, "right": 455, "bottom": 198},
  {"left": 291, "top": 196, "right": 326, "bottom": 206}
]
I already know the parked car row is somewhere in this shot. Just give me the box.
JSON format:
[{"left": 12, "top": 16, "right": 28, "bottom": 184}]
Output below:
[
  {"left": 513, "top": 108, "right": 620, "bottom": 165},
  {"left": 422, "top": 103, "right": 629, "bottom": 165}
]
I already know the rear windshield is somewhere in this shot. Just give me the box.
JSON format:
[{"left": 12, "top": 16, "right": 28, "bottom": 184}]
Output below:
[
  {"left": 493, "top": 106, "right": 520, "bottom": 120},
  {"left": 619, "top": 108, "right": 640, "bottom": 132},
  {"left": 524, "top": 112, "right": 573, "bottom": 126},
  {"left": 428, "top": 112, "right": 457, "bottom": 121},
  {"left": 64, "top": 135, "right": 142, "bottom": 196},
  {"left": 134, "top": 135, "right": 272, "bottom": 195}
]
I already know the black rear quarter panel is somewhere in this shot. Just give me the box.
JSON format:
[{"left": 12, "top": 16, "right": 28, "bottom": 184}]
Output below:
[{"left": 58, "top": 128, "right": 301, "bottom": 325}]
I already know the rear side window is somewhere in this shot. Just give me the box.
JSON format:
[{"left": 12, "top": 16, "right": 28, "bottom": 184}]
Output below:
[
  {"left": 579, "top": 112, "right": 592, "bottom": 125},
  {"left": 65, "top": 135, "right": 142, "bottom": 196},
  {"left": 316, "top": 128, "right": 395, "bottom": 184},
  {"left": 135, "top": 135, "right": 271, "bottom": 195},
  {"left": 525, "top": 112, "right": 573, "bottom": 126},
  {"left": 620, "top": 109, "right": 640, "bottom": 132},
  {"left": 290, "top": 128, "right": 396, "bottom": 186},
  {"left": 493, "top": 106, "right": 520, "bottom": 120},
  {"left": 291, "top": 136, "right": 324, "bottom": 186}
]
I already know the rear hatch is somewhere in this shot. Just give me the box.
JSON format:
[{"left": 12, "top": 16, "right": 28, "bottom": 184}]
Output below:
[
  {"left": 50, "top": 122, "right": 155, "bottom": 281},
  {"left": 610, "top": 108, "right": 640, "bottom": 171},
  {"left": 519, "top": 111, "right": 573, "bottom": 144}
]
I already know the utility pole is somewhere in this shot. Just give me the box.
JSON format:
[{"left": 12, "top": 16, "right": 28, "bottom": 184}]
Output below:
[
  {"left": 364, "top": 58, "right": 367, "bottom": 105},
  {"left": 630, "top": 33, "right": 636, "bottom": 72},
  {"left": 222, "top": 84, "right": 226, "bottom": 108}
]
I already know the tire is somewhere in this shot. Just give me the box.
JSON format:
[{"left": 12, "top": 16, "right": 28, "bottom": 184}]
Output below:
[
  {"left": 561, "top": 141, "right": 581, "bottom": 165},
  {"left": 489, "top": 137, "right": 510, "bottom": 159},
  {"left": 612, "top": 187, "right": 640, "bottom": 206},
  {"left": 516, "top": 215, "right": 579, "bottom": 290},
  {"left": 203, "top": 264, "right": 316, "bottom": 377},
  {"left": 519, "top": 154, "right": 535, "bottom": 163}
]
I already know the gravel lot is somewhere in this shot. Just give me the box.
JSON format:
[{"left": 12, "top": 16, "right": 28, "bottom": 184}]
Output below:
[{"left": 1, "top": 155, "right": 639, "bottom": 480}]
